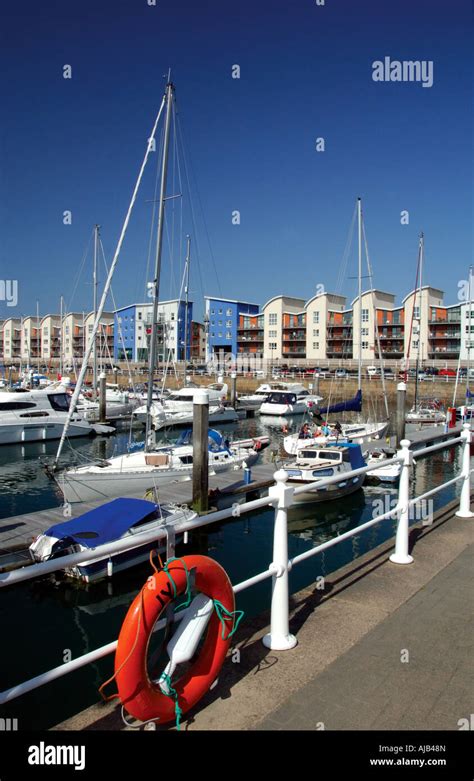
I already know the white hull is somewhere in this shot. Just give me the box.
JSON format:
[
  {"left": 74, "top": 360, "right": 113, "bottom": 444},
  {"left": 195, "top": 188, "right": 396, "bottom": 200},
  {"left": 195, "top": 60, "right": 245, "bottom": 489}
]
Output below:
[
  {"left": 260, "top": 401, "right": 308, "bottom": 416},
  {"left": 0, "top": 420, "right": 93, "bottom": 445},
  {"left": 57, "top": 446, "right": 258, "bottom": 504},
  {"left": 283, "top": 421, "right": 389, "bottom": 455},
  {"left": 289, "top": 474, "right": 365, "bottom": 504}
]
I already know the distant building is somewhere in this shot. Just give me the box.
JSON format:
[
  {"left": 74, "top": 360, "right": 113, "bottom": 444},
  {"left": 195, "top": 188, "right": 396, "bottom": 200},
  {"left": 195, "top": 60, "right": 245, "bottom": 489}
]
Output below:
[
  {"left": 2, "top": 318, "right": 21, "bottom": 361},
  {"left": 205, "top": 297, "right": 259, "bottom": 360},
  {"left": 114, "top": 299, "right": 192, "bottom": 363},
  {"left": 191, "top": 322, "right": 206, "bottom": 361},
  {"left": 40, "top": 314, "right": 62, "bottom": 362}
]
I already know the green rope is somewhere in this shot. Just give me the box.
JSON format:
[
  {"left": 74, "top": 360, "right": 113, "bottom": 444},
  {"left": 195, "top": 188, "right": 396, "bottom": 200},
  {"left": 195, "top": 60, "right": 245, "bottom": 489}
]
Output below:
[
  {"left": 159, "top": 673, "right": 183, "bottom": 731},
  {"left": 213, "top": 600, "right": 245, "bottom": 641},
  {"left": 161, "top": 557, "right": 193, "bottom": 610}
]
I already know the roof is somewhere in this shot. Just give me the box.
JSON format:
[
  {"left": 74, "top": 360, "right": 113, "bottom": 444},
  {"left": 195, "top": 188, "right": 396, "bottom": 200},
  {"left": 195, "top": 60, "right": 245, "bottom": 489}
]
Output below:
[
  {"left": 44, "top": 498, "right": 159, "bottom": 548},
  {"left": 401, "top": 285, "right": 445, "bottom": 305},
  {"left": 350, "top": 289, "right": 397, "bottom": 306},
  {"left": 205, "top": 296, "right": 259, "bottom": 306},
  {"left": 262, "top": 295, "right": 306, "bottom": 310},
  {"left": 305, "top": 292, "right": 347, "bottom": 308},
  {"left": 114, "top": 299, "right": 192, "bottom": 313}
]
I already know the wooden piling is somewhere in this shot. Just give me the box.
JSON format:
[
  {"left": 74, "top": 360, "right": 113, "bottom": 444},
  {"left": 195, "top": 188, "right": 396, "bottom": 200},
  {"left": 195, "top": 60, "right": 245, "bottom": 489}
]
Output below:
[{"left": 192, "top": 389, "right": 209, "bottom": 514}]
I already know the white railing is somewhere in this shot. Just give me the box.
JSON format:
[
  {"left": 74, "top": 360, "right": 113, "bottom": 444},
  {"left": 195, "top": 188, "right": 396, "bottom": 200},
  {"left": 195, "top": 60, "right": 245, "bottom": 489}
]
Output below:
[{"left": 0, "top": 424, "right": 472, "bottom": 706}]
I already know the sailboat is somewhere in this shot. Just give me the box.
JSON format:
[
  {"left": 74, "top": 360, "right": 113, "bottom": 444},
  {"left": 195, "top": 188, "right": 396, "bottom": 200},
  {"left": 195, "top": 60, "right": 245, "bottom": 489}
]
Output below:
[
  {"left": 405, "top": 234, "right": 446, "bottom": 426},
  {"left": 283, "top": 198, "right": 389, "bottom": 455},
  {"left": 53, "top": 79, "right": 261, "bottom": 499}
]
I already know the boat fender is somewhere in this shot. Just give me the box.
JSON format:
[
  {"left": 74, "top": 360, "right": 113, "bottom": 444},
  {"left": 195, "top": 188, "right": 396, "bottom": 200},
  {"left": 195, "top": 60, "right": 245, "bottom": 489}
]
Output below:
[
  {"left": 114, "top": 555, "right": 240, "bottom": 726},
  {"left": 253, "top": 438, "right": 262, "bottom": 451}
]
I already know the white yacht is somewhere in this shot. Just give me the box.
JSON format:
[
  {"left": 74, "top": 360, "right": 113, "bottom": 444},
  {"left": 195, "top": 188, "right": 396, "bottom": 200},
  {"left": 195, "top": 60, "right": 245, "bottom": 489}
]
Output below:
[
  {"left": 0, "top": 387, "right": 107, "bottom": 445},
  {"left": 55, "top": 429, "right": 260, "bottom": 503},
  {"left": 283, "top": 443, "right": 366, "bottom": 503},
  {"left": 259, "top": 384, "right": 323, "bottom": 416},
  {"left": 132, "top": 382, "right": 228, "bottom": 424},
  {"left": 78, "top": 384, "right": 140, "bottom": 422}
]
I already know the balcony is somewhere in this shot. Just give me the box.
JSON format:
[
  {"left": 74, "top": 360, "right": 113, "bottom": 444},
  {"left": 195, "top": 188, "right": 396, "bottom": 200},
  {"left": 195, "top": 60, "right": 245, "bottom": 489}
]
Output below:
[
  {"left": 283, "top": 331, "right": 306, "bottom": 341},
  {"left": 428, "top": 332, "right": 461, "bottom": 339}
]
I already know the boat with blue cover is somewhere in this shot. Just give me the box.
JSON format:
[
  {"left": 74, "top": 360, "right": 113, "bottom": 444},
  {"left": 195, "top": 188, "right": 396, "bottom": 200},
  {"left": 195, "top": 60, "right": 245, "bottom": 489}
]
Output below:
[
  {"left": 29, "top": 497, "right": 196, "bottom": 583},
  {"left": 283, "top": 442, "right": 367, "bottom": 503}
]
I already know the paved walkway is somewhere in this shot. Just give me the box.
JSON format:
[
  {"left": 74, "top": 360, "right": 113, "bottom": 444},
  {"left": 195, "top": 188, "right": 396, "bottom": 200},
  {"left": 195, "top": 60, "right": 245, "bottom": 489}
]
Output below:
[{"left": 254, "top": 544, "right": 473, "bottom": 731}]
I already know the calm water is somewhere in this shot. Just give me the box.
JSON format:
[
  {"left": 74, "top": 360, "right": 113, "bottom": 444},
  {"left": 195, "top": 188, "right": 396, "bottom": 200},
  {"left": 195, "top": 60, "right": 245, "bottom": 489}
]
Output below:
[{"left": 0, "top": 411, "right": 466, "bottom": 729}]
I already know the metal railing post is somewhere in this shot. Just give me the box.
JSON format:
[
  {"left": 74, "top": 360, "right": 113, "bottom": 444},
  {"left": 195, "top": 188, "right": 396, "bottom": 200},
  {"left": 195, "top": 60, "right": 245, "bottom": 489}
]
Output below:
[
  {"left": 390, "top": 438, "right": 414, "bottom": 565},
  {"left": 263, "top": 470, "right": 297, "bottom": 650},
  {"left": 455, "top": 423, "right": 474, "bottom": 519}
]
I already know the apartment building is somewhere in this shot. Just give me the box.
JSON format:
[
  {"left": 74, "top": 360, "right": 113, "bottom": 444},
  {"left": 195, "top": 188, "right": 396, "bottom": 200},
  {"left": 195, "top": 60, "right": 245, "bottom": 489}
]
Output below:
[
  {"left": 2, "top": 318, "right": 21, "bottom": 361},
  {"left": 21, "top": 316, "right": 41, "bottom": 362},
  {"left": 191, "top": 322, "right": 206, "bottom": 361},
  {"left": 305, "top": 293, "right": 348, "bottom": 360},
  {"left": 205, "top": 297, "right": 259, "bottom": 361},
  {"left": 114, "top": 299, "right": 192, "bottom": 363},
  {"left": 40, "top": 315, "right": 62, "bottom": 362},
  {"left": 261, "top": 295, "right": 306, "bottom": 360}
]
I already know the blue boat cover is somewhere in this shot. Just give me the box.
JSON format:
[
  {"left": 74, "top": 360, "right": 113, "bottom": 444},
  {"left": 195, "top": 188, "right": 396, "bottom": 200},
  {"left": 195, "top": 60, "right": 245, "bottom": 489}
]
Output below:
[
  {"left": 466, "top": 389, "right": 474, "bottom": 398},
  {"left": 175, "top": 428, "right": 230, "bottom": 452},
  {"left": 44, "top": 498, "right": 159, "bottom": 548},
  {"left": 319, "top": 389, "right": 363, "bottom": 415},
  {"left": 333, "top": 442, "right": 366, "bottom": 470}
]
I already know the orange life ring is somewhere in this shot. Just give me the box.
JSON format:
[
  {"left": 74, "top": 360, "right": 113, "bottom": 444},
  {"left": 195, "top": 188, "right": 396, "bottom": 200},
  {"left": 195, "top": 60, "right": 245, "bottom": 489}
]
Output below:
[{"left": 115, "top": 555, "right": 235, "bottom": 725}]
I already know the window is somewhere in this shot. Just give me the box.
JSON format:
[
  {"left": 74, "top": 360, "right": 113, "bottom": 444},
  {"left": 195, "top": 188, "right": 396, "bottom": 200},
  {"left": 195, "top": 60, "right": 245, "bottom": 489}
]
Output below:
[
  {"left": 313, "top": 312, "right": 319, "bottom": 324},
  {"left": 0, "top": 401, "right": 36, "bottom": 411},
  {"left": 218, "top": 308, "right": 223, "bottom": 314},
  {"left": 313, "top": 329, "right": 319, "bottom": 337},
  {"left": 218, "top": 332, "right": 222, "bottom": 338},
  {"left": 88, "top": 324, "right": 93, "bottom": 333},
  {"left": 269, "top": 330, "right": 277, "bottom": 338},
  {"left": 226, "top": 308, "right": 232, "bottom": 316},
  {"left": 138, "top": 312, "right": 142, "bottom": 320},
  {"left": 412, "top": 340, "right": 419, "bottom": 349},
  {"left": 211, "top": 332, "right": 215, "bottom": 337},
  {"left": 226, "top": 320, "right": 232, "bottom": 327},
  {"left": 361, "top": 309, "right": 369, "bottom": 323},
  {"left": 269, "top": 313, "right": 278, "bottom": 326},
  {"left": 226, "top": 331, "right": 232, "bottom": 339},
  {"left": 45, "top": 393, "right": 71, "bottom": 411},
  {"left": 413, "top": 306, "right": 420, "bottom": 320},
  {"left": 218, "top": 321, "right": 222, "bottom": 327},
  {"left": 211, "top": 309, "right": 215, "bottom": 315},
  {"left": 170, "top": 313, "right": 175, "bottom": 321},
  {"left": 313, "top": 342, "right": 319, "bottom": 350},
  {"left": 361, "top": 341, "right": 369, "bottom": 350},
  {"left": 361, "top": 327, "right": 369, "bottom": 336},
  {"left": 269, "top": 342, "right": 277, "bottom": 350}
]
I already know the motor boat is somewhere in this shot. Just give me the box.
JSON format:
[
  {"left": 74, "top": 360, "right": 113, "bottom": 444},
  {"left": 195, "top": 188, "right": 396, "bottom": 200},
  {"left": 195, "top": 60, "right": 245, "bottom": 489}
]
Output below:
[
  {"left": 29, "top": 497, "right": 196, "bottom": 583},
  {"left": 282, "top": 443, "right": 366, "bottom": 503},
  {"left": 259, "top": 384, "right": 323, "bottom": 416},
  {"left": 283, "top": 419, "right": 389, "bottom": 455},
  {"left": 406, "top": 404, "right": 446, "bottom": 424},
  {"left": 55, "top": 429, "right": 261, "bottom": 503},
  {"left": 152, "top": 404, "right": 239, "bottom": 430},
  {"left": 78, "top": 384, "right": 141, "bottom": 422},
  {"left": 132, "top": 381, "right": 229, "bottom": 424},
  {"left": 0, "top": 386, "right": 110, "bottom": 445},
  {"left": 365, "top": 448, "right": 402, "bottom": 482}
]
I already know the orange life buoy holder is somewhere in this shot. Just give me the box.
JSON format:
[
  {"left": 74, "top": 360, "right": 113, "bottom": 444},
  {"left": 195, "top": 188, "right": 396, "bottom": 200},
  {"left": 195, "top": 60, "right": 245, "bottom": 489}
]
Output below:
[{"left": 114, "top": 555, "right": 238, "bottom": 726}]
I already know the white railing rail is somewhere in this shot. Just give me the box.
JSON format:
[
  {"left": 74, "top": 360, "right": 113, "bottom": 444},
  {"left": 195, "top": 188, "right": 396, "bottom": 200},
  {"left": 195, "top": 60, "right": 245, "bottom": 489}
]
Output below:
[{"left": 0, "top": 424, "right": 471, "bottom": 706}]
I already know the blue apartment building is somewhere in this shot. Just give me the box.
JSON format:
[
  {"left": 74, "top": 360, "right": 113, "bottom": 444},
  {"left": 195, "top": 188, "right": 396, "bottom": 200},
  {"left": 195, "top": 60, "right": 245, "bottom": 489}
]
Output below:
[{"left": 204, "top": 296, "right": 259, "bottom": 360}]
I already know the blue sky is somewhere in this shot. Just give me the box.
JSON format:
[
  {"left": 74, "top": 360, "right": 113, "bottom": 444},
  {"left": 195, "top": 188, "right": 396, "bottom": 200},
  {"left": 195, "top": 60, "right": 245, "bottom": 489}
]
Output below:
[{"left": 0, "top": 0, "right": 472, "bottom": 323}]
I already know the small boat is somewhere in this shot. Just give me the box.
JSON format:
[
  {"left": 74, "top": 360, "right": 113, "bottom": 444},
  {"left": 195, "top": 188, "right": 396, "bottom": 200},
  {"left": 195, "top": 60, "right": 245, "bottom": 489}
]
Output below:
[
  {"left": 133, "top": 382, "right": 228, "bottom": 424},
  {"left": 283, "top": 443, "right": 366, "bottom": 503},
  {"left": 283, "top": 419, "right": 389, "bottom": 455},
  {"left": 79, "top": 384, "right": 141, "bottom": 422},
  {"left": 56, "top": 429, "right": 261, "bottom": 503},
  {"left": 365, "top": 448, "right": 401, "bottom": 482},
  {"left": 29, "top": 497, "right": 196, "bottom": 583},
  {"left": 259, "top": 384, "right": 323, "bottom": 416},
  {"left": 406, "top": 401, "right": 446, "bottom": 425}
]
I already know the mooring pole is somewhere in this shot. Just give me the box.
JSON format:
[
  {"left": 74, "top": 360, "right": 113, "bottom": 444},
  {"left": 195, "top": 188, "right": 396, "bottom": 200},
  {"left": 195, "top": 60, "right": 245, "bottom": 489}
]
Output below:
[
  {"left": 396, "top": 381, "right": 406, "bottom": 446},
  {"left": 230, "top": 372, "right": 237, "bottom": 407},
  {"left": 99, "top": 372, "right": 107, "bottom": 423},
  {"left": 192, "top": 389, "right": 209, "bottom": 514}
]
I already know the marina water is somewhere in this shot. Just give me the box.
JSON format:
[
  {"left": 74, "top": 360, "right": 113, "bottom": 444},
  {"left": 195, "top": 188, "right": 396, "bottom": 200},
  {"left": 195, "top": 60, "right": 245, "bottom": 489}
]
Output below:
[{"left": 0, "top": 411, "right": 464, "bottom": 729}]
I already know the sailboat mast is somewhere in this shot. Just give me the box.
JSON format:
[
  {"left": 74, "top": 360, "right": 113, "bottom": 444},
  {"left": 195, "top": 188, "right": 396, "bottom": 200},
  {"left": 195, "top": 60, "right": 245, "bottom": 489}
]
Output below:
[
  {"left": 36, "top": 300, "right": 40, "bottom": 375},
  {"left": 414, "top": 233, "right": 423, "bottom": 412},
  {"left": 93, "top": 225, "right": 99, "bottom": 395},
  {"left": 467, "top": 264, "right": 473, "bottom": 403},
  {"left": 59, "top": 295, "right": 64, "bottom": 377},
  {"left": 145, "top": 80, "right": 174, "bottom": 451},
  {"left": 357, "top": 197, "right": 362, "bottom": 389},
  {"left": 183, "top": 234, "right": 191, "bottom": 370}
]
